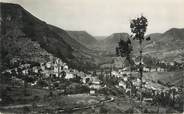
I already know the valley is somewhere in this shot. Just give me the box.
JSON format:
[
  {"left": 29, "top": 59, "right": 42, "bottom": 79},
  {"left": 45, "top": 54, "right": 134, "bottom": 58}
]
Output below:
[{"left": 0, "top": 2, "right": 184, "bottom": 114}]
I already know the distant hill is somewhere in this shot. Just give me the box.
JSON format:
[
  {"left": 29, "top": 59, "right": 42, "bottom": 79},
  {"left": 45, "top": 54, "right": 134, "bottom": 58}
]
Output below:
[
  {"left": 143, "top": 71, "right": 184, "bottom": 87},
  {"left": 67, "top": 31, "right": 97, "bottom": 49},
  {"left": 96, "top": 29, "right": 184, "bottom": 63},
  {"left": 48, "top": 25, "right": 91, "bottom": 52},
  {"left": 97, "top": 33, "right": 130, "bottom": 54},
  {"left": 94, "top": 36, "right": 107, "bottom": 40},
  {"left": 142, "top": 28, "right": 184, "bottom": 63},
  {"left": 105, "top": 33, "right": 130, "bottom": 44},
  {"left": 0, "top": 3, "right": 98, "bottom": 70},
  {"left": 1, "top": 2, "right": 183, "bottom": 72}
]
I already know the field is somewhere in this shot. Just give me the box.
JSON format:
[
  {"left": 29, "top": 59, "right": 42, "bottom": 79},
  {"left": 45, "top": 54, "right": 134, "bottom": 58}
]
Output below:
[
  {"left": 143, "top": 71, "right": 184, "bottom": 87},
  {"left": 0, "top": 84, "right": 106, "bottom": 113},
  {"left": 129, "top": 71, "right": 184, "bottom": 87}
]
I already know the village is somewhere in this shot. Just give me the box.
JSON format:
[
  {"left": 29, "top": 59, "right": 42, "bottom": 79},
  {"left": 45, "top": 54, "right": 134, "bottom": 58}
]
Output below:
[
  {"left": 1, "top": 0, "right": 184, "bottom": 113},
  {"left": 1, "top": 55, "right": 183, "bottom": 113}
]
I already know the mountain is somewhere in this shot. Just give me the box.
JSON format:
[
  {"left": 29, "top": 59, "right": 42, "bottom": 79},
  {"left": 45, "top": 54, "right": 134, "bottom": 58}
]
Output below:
[
  {"left": 48, "top": 25, "right": 89, "bottom": 52},
  {"left": 67, "top": 31, "right": 97, "bottom": 49},
  {"left": 94, "top": 36, "right": 107, "bottom": 40},
  {"left": 142, "top": 28, "right": 184, "bottom": 62},
  {"left": 49, "top": 25, "right": 106, "bottom": 69},
  {"left": 1, "top": 3, "right": 70, "bottom": 65},
  {"left": 97, "top": 33, "right": 130, "bottom": 54},
  {"left": 97, "top": 29, "right": 184, "bottom": 63},
  {"left": 0, "top": 3, "right": 97, "bottom": 70}
]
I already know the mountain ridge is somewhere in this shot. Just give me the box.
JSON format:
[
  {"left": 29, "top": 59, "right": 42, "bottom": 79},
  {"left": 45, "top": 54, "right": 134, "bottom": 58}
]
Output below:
[
  {"left": 67, "top": 30, "right": 97, "bottom": 49},
  {"left": 95, "top": 28, "right": 184, "bottom": 63},
  {"left": 0, "top": 2, "right": 98, "bottom": 70}
]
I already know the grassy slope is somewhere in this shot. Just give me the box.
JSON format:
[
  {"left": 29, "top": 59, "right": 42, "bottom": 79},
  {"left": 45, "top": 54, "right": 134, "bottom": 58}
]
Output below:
[
  {"left": 0, "top": 3, "right": 73, "bottom": 64},
  {"left": 67, "top": 31, "right": 97, "bottom": 49},
  {"left": 143, "top": 71, "right": 184, "bottom": 87}
]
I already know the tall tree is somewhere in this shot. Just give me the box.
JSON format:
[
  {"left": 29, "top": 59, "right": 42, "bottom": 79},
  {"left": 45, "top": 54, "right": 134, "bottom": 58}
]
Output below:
[{"left": 130, "top": 15, "right": 149, "bottom": 110}]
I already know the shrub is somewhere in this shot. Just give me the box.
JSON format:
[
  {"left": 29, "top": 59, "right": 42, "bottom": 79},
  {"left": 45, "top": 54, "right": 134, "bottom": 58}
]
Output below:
[
  {"left": 99, "top": 106, "right": 108, "bottom": 113},
  {"left": 33, "top": 95, "right": 40, "bottom": 102},
  {"left": 65, "top": 83, "right": 90, "bottom": 94},
  {"left": 23, "top": 106, "right": 30, "bottom": 113}
]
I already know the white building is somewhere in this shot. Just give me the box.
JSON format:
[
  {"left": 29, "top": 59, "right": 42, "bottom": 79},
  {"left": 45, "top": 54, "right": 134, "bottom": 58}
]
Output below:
[
  {"left": 63, "top": 64, "right": 69, "bottom": 70},
  {"left": 65, "top": 73, "right": 75, "bottom": 79},
  {"left": 150, "top": 68, "right": 156, "bottom": 72},
  {"left": 111, "top": 71, "right": 119, "bottom": 77},
  {"left": 119, "top": 81, "right": 126, "bottom": 89},
  {"left": 89, "top": 84, "right": 101, "bottom": 90},
  {"left": 143, "top": 67, "right": 149, "bottom": 72},
  {"left": 46, "top": 62, "right": 52, "bottom": 68},
  {"left": 169, "top": 62, "right": 174, "bottom": 66},
  {"left": 40, "top": 63, "right": 45, "bottom": 71},
  {"left": 32, "top": 66, "right": 39, "bottom": 73},
  {"left": 90, "top": 89, "right": 96, "bottom": 94},
  {"left": 123, "top": 77, "right": 128, "bottom": 82}
]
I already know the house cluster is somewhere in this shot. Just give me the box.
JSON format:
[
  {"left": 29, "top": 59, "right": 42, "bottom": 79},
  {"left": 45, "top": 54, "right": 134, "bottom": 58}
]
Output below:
[
  {"left": 81, "top": 75, "right": 101, "bottom": 94},
  {"left": 2, "top": 57, "right": 183, "bottom": 102},
  {"left": 105, "top": 57, "right": 168, "bottom": 72},
  {"left": 109, "top": 69, "right": 183, "bottom": 108},
  {"left": 133, "top": 57, "right": 184, "bottom": 72},
  {"left": 133, "top": 61, "right": 165, "bottom": 72},
  {"left": 39, "top": 58, "right": 71, "bottom": 78},
  {"left": 2, "top": 57, "right": 103, "bottom": 94}
]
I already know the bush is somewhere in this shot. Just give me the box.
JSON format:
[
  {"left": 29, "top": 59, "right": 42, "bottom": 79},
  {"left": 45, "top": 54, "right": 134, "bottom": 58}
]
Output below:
[
  {"left": 33, "top": 95, "right": 40, "bottom": 102},
  {"left": 125, "top": 108, "right": 133, "bottom": 113},
  {"left": 23, "top": 106, "right": 31, "bottom": 113},
  {"left": 1, "top": 90, "right": 14, "bottom": 105},
  {"left": 37, "top": 80, "right": 48, "bottom": 87},
  {"left": 99, "top": 106, "right": 108, "bottom": 113},
  {"left": 65, "top": 83, "right": 90, "bottom": 94}
]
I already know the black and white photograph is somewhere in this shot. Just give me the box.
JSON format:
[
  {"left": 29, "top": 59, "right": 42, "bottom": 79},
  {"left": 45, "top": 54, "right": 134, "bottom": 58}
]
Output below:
[{"left": 0, "top": 0, "right": 184, "bottom": 113}]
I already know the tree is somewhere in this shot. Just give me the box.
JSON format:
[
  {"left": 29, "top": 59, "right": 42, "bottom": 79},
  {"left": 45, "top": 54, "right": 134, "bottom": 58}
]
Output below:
[
  {"left": 130, "top": 15, "right": 149, "bottom": 110},
  {"left": 116, "top": 38, "right": 132, "bottom": 60},
  {"left": 37, "top": 79, "right": 48, "bottom": 87},
  {"left": 115, "top": 20, "right": 133, "bottom": 113}
]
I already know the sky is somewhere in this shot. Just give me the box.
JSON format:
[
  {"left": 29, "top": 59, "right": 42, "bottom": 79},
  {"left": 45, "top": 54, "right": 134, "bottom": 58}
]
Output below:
[{"left": 2, "top": 0, "right": 184, "bottom": 36}]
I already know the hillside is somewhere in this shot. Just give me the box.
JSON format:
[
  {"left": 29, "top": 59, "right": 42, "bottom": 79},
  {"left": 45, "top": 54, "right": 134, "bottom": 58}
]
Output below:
[
  {"left": 67, "top": 31, "right": 97, "bottom": 49},
  {"left": 1, "top": 3, "right": 183, "bottom": 70},
  {"left": 97, "top": 29, "right": 184, "bottom": 63},
  {"left": 94, "top": 36, "right": 107, "bottom": 40},
  {"left": 97, "top": 33, "right": 130, "bottom": 54},
  {"left": 143, "top": 71, "right": 184, "bottom": 87},
  {"left": 0, "top": 3, "right": 97, "bottom": 70},
  {"left": 49, "top": 25, "right": 90, "bottom": 52},
  {"left": 142, "top": 28, "right": 184, "bottom": 62}
]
